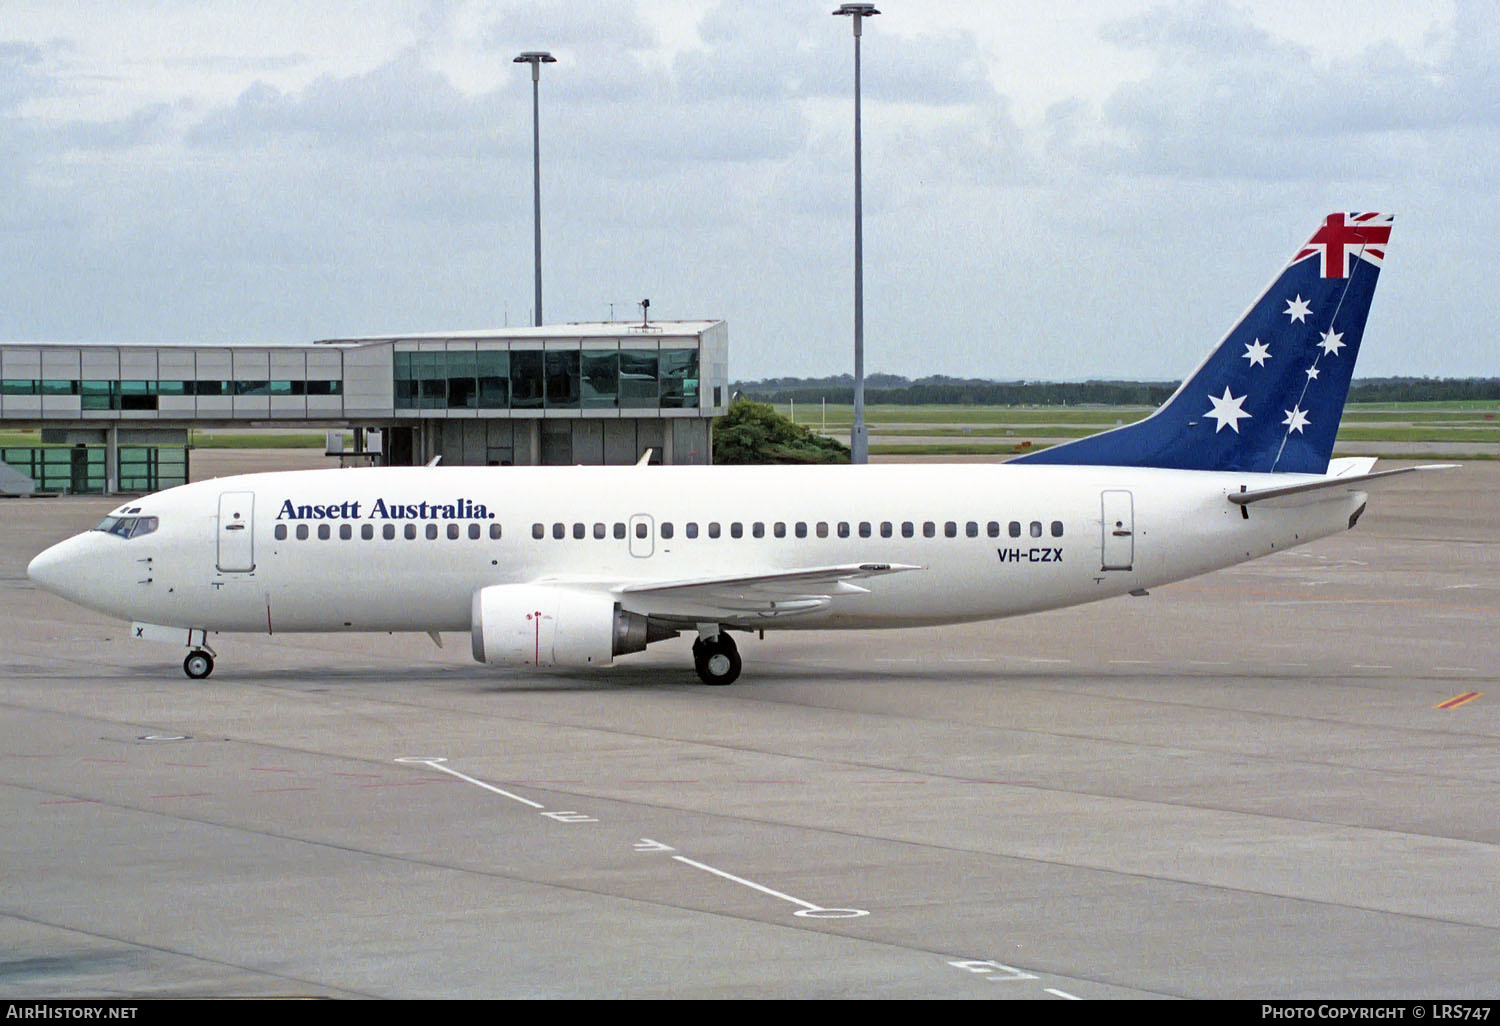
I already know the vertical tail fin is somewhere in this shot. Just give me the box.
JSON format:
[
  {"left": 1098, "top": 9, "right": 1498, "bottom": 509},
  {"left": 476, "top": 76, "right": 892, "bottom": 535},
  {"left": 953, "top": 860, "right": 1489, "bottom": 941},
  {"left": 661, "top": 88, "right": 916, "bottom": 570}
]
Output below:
[{"left": 1013, "top": 213, "right": 1393, "bottom": 474}]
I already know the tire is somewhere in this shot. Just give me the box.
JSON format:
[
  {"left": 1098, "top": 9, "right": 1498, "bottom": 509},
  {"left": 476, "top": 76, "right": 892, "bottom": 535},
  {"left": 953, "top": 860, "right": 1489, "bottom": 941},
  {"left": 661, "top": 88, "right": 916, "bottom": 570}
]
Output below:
[
  {"left": 183, "top": 650, "right": 214, "bottom": 680},
  {"left": 694, "top": 635, "right": 741, "bottom": 686}
]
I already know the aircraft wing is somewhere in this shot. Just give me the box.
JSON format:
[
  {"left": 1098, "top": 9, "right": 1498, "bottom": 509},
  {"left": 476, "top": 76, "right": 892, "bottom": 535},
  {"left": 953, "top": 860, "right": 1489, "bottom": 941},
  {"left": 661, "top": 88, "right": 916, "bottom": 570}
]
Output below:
[{"left": 612, "top": 562, "right": 923, "bottom": 623}]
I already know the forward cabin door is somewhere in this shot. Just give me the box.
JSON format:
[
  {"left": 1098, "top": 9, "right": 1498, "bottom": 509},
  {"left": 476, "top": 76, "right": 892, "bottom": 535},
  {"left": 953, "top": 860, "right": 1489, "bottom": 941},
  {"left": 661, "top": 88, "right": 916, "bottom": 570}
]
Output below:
[
  {"left": 1100, "top": 489, "right": 1134, "bottom": 571},
  {"left": 217, "top": 491, "right": 256, "bottom": 572}
]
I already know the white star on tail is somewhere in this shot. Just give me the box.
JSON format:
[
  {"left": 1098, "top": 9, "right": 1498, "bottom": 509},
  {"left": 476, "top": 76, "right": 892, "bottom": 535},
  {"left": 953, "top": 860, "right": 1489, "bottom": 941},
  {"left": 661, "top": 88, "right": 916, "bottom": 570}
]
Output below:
[
  {"left": 1205, "top": 387, "right": 1252, "bottom": 433},
  {"left": 1305, "top": 365, "right": 1320, "bottom": 380},
  {"left": 1242, "top": 338, "right": 1271, "bottom": 367},
  {"left": 1282, "top": 406, "right": 1311, "bottom": 434},
  {"left": 1318, "top": 328, "right": 1345, "bottom": 356},
  {"left": 1285, "top": 295, "right": 1312, "bottom": 323}
]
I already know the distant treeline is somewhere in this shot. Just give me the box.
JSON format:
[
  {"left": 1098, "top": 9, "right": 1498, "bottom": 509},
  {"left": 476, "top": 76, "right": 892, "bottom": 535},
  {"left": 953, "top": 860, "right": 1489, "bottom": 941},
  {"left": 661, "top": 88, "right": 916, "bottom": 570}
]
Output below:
[{"left": 735, "top": 374, "right": 1500, "bottom": 407}]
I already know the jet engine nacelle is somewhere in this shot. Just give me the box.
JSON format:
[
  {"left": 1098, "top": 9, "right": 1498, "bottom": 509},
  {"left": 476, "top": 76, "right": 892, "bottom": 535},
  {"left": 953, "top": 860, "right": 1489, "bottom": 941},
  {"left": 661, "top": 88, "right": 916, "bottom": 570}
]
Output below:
[{"left": 470, "top": 584, "right": 673, "bottom": 669}]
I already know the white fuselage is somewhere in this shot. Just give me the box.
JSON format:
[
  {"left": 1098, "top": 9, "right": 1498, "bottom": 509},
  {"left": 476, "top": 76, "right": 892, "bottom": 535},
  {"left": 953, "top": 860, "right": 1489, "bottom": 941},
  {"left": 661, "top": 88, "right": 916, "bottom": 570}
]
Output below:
[{"left": 29, "top": 463, "right": 1365, "bottom": 636}]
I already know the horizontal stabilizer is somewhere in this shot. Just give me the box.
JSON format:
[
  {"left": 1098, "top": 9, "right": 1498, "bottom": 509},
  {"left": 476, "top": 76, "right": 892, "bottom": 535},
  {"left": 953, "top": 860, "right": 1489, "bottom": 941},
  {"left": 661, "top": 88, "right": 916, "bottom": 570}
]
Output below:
[{"left": 1229, "top": 464, "right": 1457, "bottom": 505}]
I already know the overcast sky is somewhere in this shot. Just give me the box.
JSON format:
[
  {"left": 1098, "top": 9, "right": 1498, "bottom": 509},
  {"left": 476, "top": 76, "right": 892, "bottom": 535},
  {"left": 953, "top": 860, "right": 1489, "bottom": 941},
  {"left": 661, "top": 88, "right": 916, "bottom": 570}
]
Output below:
[{"left": 2, "top": 1, "right": 1494, "bottom": 381}]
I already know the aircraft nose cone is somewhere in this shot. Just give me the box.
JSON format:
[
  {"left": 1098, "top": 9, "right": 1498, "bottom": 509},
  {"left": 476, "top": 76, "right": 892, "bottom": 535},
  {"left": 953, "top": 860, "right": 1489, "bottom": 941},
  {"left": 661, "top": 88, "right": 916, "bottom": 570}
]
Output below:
[
  {"left": 27, "top": 544, "right": 65, "bottom": 591},
  {"left": 27, "top": 536, "right": 90, "bottom": 599}
]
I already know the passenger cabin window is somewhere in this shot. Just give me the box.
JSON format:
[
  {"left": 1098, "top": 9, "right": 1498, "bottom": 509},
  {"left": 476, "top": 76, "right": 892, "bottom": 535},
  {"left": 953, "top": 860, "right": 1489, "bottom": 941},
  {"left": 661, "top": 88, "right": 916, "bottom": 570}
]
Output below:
[
  {"left": 923, "top": 522, "right": 936, "bottom": 538},
  {"left": 573, "top": 523, "right": 585, "bottom": 540},
  {"left": 340, "top": 524, "right": 353, "bottom": 540},
  {"left": 533, "top": 523, "right": 545, "bottom": 540},
  {"left": 448, "top": 524, "right": 461, "bottom": 540},
  {"left": 987, "top": 522, "right": 1000, "bottom": 538},
  {"left": 426, "top": 524, "right": 439, "bottom": 540},
  {"left": 1009, "top": 521, "right": 1022, "bottom": 538},
  {"left": 881, "top": 522, "right": 893, "bottom": 538},
  {"left": 468, "top": 524, "right": 481, "bottom": 540},
  {"left": 491, "top": 523, "right": 502, "bottom": 540},
  {"left": 1030, "top": 521, "right": 1043, "bottom": 538},
  {"left": 944, "top": 522, "right": 957, "bottom": 538},
  {"left": 318, "top": 524, "right": 330, "bottom": 540},
  {"left": 296, "top": 524, "right": 309, "bottom": 540},
  {"left": 365, "top": 524, "right": 376, "bottom": 540},
  {"left": 685, "top": 523, "right": 698, "bottom": 539},
  {"left": 1051, "top": 521, "right": 1064, "bottom": 537},
  {"left": 773, "top": 522, "right": 786, "bottom": 539},
  {"left": 708, "top": 522, "right": 721, "bottom": 539},
  {"left": 661, "top": 522, "right": 674, "bottom": 539},
  {"left": 614, "top": 522, "right": 626, "bottom": 539},
  {"left": 274, "top": 524, "right": 287, "bottom": 541},
  {"left": 405, "top": 524, "right": 417, "bottom": 540},
  {"left": 730, "top": 522, "right": 743, "bottom": 539},
  {"left": 794, "top": 522, "right": 807, "bottom": 539},
  {"left": 384, "top": 524, "right": 396, "bottom": 540},
  {"left": 593, "top": 523, "right": 606, "bottom": 539},
  {"left": 966, "top": 522, "right": 979, "bottom": 538},
  {"left": 901, "top": 522, "right": 914, "bottom": 538},
  {"left": 552, "top": 523, "right": 565, "bottom": 540}
]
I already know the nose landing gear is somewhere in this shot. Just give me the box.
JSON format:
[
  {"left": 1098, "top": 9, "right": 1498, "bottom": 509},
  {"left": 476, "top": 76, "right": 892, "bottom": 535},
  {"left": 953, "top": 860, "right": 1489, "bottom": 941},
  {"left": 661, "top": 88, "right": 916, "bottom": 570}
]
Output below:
[{"left": 183, "top": 647, "right": 215, "bottom": 680}]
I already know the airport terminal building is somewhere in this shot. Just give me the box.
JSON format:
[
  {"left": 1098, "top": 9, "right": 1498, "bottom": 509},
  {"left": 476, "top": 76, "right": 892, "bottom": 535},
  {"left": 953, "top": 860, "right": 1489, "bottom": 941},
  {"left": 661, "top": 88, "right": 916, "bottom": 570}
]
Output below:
[{"left": 0, "top": 321, "right": 729, "bottom": 495}]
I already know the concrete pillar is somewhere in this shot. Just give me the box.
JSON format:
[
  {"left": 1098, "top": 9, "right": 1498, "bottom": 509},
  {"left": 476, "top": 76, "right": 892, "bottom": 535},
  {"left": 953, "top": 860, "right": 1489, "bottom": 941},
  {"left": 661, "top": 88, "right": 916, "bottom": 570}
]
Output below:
[{"left": 105, "top": 425, "right": 118, "bottom": 495}]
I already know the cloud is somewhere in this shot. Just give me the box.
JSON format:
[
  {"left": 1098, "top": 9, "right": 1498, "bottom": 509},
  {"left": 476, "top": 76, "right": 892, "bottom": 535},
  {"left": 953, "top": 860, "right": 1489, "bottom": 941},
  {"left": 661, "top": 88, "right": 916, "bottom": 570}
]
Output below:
[
  {"left": 483, "top": 0, "right": 657, "bottom": 55},
  {"left": 187, "top": 51, "right": 498, "bottom": 152},
  {"left": 2, "top": 2, "right": 1498, "bottom": 381},
  {"left": 1051, "top": 1, "right": 1469, "bottom": 184},
  {"left": 0, "top": 41, "right": 50, "bottom": 111}
]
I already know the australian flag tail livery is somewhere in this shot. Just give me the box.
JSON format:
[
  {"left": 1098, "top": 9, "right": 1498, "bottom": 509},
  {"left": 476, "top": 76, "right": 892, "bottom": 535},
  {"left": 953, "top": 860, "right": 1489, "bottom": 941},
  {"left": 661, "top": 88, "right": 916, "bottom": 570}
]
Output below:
[{"left": 1013, "top": 212, "right": 1394, "bottom": 474}]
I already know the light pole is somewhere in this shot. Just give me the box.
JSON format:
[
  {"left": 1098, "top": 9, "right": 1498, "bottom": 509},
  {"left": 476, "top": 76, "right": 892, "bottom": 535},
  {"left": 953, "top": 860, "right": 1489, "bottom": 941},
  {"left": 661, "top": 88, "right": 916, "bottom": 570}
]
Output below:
[
  {"left": 833, "top": 5, "right": 877, "bottom": 464},
  {"left": 514, "top": 51, "right": 555, "bottom": 327}
]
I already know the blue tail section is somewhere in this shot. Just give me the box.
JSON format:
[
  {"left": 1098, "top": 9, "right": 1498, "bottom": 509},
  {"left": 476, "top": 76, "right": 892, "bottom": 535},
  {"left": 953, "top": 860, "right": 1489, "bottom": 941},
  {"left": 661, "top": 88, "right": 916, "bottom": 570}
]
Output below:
[{"left": 1012, "top": 212, "right": 1393, "bottom": 474}]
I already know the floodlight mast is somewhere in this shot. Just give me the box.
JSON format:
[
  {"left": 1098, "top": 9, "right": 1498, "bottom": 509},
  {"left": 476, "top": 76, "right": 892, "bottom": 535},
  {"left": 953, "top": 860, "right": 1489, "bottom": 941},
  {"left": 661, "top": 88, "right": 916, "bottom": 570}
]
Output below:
[
  {"left": 833, "top": 5, "right": 878, "bottom": 464},
  {"left": 514, "top": 51, "right": 556, "bottom": 327}
]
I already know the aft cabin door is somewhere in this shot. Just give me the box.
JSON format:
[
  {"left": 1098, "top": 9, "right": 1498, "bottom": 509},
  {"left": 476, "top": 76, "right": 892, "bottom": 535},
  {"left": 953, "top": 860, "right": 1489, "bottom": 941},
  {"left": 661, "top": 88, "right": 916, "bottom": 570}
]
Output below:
[
  {"left": 1100, "top": 490, "right": 1134, "bottom": 571},
  {"left": 217, "top": 491, "right": 256, "bottom": 572}
]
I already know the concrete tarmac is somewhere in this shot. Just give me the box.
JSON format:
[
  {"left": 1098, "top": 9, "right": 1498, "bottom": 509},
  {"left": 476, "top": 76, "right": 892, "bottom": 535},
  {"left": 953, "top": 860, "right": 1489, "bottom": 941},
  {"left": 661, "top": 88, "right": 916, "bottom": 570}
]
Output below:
[{"left": 1, "top": 456, "right": 1497, "bottom": 999}]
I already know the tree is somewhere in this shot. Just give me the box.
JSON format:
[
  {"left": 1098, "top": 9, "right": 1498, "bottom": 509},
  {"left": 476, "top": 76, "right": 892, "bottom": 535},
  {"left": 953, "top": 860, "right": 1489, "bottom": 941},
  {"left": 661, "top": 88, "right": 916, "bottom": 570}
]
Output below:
[{"left": 713, "top": 398, "right": 851, "bottom": 464}]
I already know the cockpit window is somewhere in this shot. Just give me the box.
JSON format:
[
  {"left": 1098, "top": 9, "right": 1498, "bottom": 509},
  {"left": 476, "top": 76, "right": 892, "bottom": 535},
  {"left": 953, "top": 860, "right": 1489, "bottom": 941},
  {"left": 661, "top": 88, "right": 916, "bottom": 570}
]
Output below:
[{"left": 94, "top": 516, "right": 159, "bottom": 539}]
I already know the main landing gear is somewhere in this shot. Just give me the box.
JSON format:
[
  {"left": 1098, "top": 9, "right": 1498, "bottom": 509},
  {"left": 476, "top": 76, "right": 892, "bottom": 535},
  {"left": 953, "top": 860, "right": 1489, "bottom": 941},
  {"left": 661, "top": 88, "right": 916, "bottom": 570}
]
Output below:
[{"left": 692, "top": 630, "right": 741, "bottom": 686}]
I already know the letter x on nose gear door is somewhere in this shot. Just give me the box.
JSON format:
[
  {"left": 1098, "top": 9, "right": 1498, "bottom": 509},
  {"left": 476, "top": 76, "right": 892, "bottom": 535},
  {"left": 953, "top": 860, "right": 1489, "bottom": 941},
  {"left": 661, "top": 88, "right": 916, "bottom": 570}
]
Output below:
[{"left": 217, "top": 491, "right": 256, "bottom": 572}]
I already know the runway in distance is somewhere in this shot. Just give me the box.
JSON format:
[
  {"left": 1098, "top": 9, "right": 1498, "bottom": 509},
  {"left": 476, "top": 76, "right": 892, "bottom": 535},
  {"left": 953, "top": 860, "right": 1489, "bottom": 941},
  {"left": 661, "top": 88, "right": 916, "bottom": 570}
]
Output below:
[{"left": 28, "top": 212, "right": 1445, "bottom": 685}]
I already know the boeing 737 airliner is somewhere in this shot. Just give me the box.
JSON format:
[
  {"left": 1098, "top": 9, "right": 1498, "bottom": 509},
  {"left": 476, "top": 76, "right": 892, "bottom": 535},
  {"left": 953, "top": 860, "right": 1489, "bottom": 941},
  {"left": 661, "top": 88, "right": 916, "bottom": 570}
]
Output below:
[{"left": 28, "top": 212, "right": 1442, "bottom": 685}]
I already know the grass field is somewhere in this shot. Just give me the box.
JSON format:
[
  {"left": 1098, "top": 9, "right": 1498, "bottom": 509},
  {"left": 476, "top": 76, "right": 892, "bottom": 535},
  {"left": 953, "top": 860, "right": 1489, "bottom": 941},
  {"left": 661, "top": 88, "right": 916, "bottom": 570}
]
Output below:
[
  {"left": 786, "top": 402, "right": 1500, "bottom": 459},
  {"left": 3, "top": 402, "right": 1496, "bottom": 459}
]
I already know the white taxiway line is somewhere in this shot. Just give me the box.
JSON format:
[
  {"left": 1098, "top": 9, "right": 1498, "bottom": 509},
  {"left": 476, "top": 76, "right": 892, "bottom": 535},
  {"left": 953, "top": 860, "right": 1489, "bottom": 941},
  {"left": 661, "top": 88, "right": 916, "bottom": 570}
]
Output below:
[
  {"left": 671, "top": 856, "right": 867, "bottom": 919},
  {"left": 398, "top": 757, "right": 867, "bottom": 920},
  {"left": 393, "top": 757, "right": 544, "bottom": 809}
]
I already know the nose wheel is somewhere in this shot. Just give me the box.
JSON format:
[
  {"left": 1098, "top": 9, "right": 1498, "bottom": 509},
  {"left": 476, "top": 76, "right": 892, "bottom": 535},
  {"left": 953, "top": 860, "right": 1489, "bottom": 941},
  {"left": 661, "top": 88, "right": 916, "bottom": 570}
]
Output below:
[
  {"left": 183, "top": 649, "right": 215, "bottom": 680},
  {"left": 692, "top": 633, "right": 741, "bottom": 686}
]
